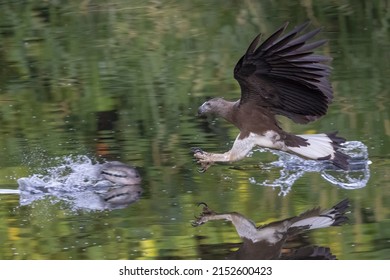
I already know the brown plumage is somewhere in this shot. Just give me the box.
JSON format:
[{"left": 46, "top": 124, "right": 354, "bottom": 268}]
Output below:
[
  {"left": 193, "top": 22, "right": 349, "bottom": 172},
  {"left": 192, "top": 199, "right": 350, "bottom": 260}
]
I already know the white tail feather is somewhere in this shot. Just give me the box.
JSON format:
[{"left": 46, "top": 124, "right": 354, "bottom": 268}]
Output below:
[
  {"left": 287, "top": 133, "right": 335, "bottom": 160},
  {"left": 291, "top": 199, "right": 349, "bottom": 230},
  {"left": 291, "top": 216, "right": 335, "bottom": 230}
]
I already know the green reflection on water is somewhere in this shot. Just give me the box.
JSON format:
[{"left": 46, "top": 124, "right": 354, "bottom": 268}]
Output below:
[{"left": 0, "top": 0, "right": 389, "bottom": 260}]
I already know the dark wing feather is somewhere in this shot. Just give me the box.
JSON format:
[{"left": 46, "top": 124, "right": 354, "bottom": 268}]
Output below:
[{"left": 234, "top": 22, "right": 333, "bottom": 124}]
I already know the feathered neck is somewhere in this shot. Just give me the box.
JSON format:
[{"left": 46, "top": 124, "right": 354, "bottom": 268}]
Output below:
[{"left": 212, "top": 99, "right": 239, "bottom": 124}]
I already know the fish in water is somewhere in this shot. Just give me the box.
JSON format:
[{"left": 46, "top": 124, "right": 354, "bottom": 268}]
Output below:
[
  {"left": 14, "top": 160, "right": 142, "bottom": 210},
  {"left": 99, "top": 161, "right": 142, "bottom": 185}
]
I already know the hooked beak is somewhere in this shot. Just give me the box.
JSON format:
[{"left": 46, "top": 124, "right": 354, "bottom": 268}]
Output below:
[
  {"left": 197, "top": 107, "right": 204, "bottom": 116},
  {"left": 197, "top": 103, "right": 208, "bottom": 117}
]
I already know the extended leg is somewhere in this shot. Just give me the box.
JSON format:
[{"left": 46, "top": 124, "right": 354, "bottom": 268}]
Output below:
[
  {"left": 192, "top": 133, "right": 255, "bottom": 172},
  {"left": 192, "top": 202, "right": 234, "bottom": 226},
  {"left": 192, "top": 203, "right": 258, "bottom": 241}
]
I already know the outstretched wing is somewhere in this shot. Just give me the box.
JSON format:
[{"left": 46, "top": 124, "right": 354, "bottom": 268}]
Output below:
[{"left": 234, "top": 22, "right": 333, "bottom": 124}]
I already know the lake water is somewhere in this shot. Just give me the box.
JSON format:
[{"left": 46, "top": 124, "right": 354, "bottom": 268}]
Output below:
[{"left": 0, "top": 0, "right": 389, "bottom": 260}]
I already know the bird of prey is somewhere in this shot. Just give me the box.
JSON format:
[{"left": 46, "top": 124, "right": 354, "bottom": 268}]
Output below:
[
  {"left": 193, "top": 22, "right": 349, "bottom": 172},
  {"left": 192, "top": 198, "right": 350, "bottom": 260}
]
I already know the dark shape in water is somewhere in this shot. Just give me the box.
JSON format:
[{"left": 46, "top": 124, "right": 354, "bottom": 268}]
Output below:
[
  {"left": 14, "top": 158, "right": 143, "bottom": 211},
  {"left": 192, "top": 199, "right": 349, "bottom": 260},
  {"left": 99, "top": 161, "right": 142, "bottom": 185}
]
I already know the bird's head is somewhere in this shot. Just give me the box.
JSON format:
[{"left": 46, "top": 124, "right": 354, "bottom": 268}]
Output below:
[{"left": 197, "top": 98, "right": 225, "bottom": 117}]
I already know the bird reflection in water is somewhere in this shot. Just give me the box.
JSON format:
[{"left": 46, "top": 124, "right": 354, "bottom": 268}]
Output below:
[{"left": 192, "top": 199, "right": 349, "bottom": 260}]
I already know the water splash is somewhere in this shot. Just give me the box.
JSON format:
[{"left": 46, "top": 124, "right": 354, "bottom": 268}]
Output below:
[
  {"left": 249, "top": 141, "right": 371, "bottom": 196},
  {"left": 10, "top": 155, "right": 142, "bottom": 211}
]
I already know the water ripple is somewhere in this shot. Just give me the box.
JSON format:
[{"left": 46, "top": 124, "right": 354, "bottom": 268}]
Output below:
[
  {"left": 249, "top": 141, "right": 371, "bottom": 196},
  {"left": 10, "top": 155, "right": 142, "bottom": 211}
]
